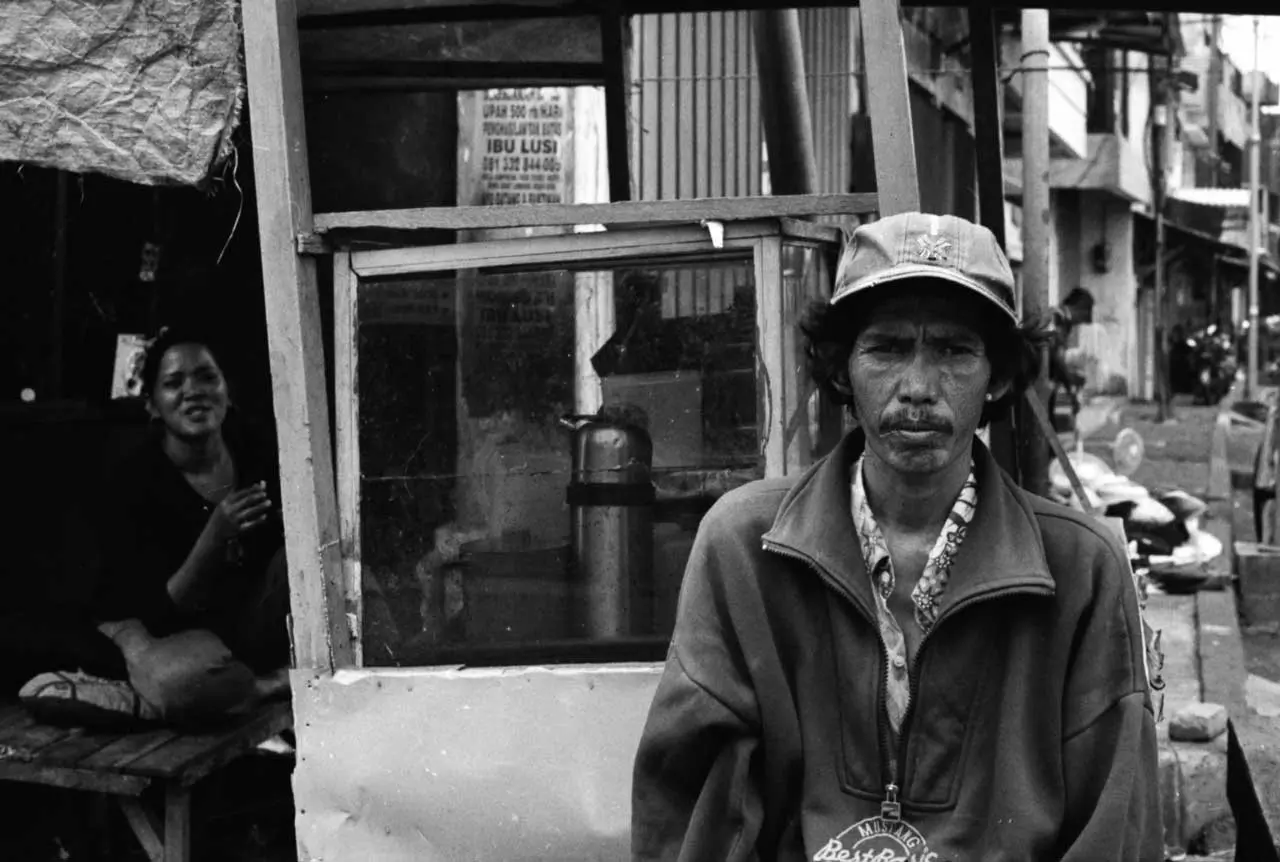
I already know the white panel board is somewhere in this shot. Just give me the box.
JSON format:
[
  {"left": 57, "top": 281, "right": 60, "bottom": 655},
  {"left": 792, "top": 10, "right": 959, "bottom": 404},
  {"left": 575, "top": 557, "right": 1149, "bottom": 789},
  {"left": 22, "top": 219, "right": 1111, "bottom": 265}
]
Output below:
[{"left": 292, "top": 664, "right": 663, "bottom": 860}]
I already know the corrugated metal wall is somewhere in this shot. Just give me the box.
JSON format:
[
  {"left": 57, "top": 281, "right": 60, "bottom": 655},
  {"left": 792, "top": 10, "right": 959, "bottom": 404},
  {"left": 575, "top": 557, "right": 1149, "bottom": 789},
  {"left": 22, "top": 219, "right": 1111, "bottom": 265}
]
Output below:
[
  {"left": 798, "top": 9, "right": 853, "bottom": 197},
  {"left": 628, "top": 9, "right": 854, "bottom": 201}
]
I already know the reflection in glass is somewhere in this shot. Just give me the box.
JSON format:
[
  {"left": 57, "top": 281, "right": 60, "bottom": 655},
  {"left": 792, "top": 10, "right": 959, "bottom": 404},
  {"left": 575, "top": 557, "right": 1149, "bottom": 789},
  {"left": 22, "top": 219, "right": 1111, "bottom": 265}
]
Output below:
[{"left": 353, "top": 250, "right": 828, "bottom": 667}]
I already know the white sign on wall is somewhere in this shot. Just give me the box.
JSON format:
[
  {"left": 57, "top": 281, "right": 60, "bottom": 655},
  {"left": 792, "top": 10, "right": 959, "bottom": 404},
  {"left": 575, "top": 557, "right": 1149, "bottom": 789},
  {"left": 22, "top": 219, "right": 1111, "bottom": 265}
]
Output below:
[{"left": 463, "top": 88, "right": 570, "bottom": 207}]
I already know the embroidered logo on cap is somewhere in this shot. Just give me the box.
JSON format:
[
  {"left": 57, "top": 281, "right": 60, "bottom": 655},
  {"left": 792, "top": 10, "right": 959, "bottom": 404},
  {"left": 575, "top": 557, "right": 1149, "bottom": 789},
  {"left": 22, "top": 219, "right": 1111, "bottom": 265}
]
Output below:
[{"left": 915, "top": 235, "right": 951, "bottom": 263}]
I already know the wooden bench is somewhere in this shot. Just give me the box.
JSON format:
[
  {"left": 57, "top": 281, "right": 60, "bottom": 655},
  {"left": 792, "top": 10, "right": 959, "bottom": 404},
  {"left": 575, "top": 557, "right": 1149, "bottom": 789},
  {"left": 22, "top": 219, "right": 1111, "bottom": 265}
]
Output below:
[{"left": 0, "top": 699, "right": 292, "bottom": 862}]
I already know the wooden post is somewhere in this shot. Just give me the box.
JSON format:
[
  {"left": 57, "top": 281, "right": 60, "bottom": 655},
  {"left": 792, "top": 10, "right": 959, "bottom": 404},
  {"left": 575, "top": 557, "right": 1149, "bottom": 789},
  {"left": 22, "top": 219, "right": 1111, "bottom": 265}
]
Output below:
[
  {"left": 1018, "top": 9, "right": 1052, "bottom": 498},
  {"left": 163, "top": 787, "right": 191, "bottom": 862},
  {"left": 333, "top": 251, "right": 363, "bottom": 666},
  {"left": 1154, "top": 55, "right": 1172, "bottom": 420},
  {"left": 859, "top": 0, "right": 919, "bottom": 215},
  {"left": 968, "top": 5, "right": 1018, "bottom": 482},
  {"left": 242, "top": 0, "right": 353, "bottom": 671},
  {"left": 753, "top": 9, "right": 819, "bottom": 196},
  {"left": 600, "top": 0, "right": 631, "bottom": 202},
  {"left": 1247, "top": 16, "right": 1263, "bottom": 400}
]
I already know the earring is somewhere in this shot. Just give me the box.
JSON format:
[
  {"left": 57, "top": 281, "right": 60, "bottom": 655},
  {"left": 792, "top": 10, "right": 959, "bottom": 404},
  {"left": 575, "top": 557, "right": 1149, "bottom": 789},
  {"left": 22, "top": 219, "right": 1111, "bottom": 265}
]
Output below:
[{"left": 984, "top": 393, "right": 994, "bottom": 402}]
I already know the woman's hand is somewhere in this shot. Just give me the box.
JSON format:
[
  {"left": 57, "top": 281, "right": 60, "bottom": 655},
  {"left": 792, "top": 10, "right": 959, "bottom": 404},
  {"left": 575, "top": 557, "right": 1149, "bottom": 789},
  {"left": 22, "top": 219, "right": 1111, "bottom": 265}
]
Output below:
[{"left": 206, "top": 482, "right": 273, "bottom": 544}]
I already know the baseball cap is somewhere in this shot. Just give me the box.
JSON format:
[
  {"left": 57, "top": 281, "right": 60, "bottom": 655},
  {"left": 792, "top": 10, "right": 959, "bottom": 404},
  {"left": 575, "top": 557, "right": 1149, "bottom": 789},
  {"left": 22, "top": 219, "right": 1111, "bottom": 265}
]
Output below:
[{"left": 830, "top": 212, "right": 1019, "bottom": 326}]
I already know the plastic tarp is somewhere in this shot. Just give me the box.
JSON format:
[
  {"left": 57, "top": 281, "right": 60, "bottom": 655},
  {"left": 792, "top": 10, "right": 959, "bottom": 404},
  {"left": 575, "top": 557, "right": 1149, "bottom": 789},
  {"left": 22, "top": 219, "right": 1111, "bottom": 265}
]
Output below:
[{"left": 0, "top": 0, "right": 242, "bottom": 187}]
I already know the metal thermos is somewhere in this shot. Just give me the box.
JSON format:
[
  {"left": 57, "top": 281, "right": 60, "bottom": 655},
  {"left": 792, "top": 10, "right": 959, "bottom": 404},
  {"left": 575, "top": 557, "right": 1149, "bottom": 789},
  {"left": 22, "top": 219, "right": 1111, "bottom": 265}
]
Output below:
[{"left": 563, "top": 414, "right": 655, "bottom": 638}]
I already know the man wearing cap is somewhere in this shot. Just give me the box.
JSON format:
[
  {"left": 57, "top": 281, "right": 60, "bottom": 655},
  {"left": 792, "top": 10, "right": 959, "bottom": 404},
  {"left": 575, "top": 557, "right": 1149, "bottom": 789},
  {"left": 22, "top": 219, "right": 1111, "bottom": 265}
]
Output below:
[{"left": 631, "top": 213, "right": 1162, "bottom": 861}]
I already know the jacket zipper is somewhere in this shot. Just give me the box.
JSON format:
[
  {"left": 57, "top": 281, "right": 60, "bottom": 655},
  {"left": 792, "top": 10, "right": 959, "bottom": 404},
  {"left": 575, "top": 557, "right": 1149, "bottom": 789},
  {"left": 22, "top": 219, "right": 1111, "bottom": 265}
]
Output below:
[
  {"left": 887, "top": 583, "right": 1054, "bottom": 817},
  {"left": 763, "top": 538, "right": 1053, "bottom": 823},
  {"left": 762, "top": 538, "right": 901, "bottom": 818}
]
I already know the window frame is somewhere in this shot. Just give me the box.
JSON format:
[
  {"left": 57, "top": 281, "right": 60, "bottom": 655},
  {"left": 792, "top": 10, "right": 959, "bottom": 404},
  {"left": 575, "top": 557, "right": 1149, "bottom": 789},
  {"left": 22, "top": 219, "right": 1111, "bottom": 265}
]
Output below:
[{"left": 333, "top": 218, "right": 838, "bottom": 667}]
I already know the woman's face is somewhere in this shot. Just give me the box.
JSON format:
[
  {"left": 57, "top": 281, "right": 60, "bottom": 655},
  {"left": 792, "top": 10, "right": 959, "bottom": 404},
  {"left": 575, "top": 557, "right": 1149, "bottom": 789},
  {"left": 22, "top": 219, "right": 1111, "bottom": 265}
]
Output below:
[{"left": 148, "top": 343, "right": 230, "bottom": 440}]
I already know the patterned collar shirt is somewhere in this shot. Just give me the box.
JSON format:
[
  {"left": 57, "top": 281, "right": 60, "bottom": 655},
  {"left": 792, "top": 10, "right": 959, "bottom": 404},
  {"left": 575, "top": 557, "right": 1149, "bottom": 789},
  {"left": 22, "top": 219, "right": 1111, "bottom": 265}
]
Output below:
[{"left": 849, "top": 455, "right": 979, "bottom": 746}]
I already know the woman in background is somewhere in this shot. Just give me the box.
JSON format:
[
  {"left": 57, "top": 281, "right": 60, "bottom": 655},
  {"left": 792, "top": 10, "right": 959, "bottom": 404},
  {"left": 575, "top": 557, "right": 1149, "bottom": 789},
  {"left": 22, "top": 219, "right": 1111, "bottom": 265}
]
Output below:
[{"left": 94, "top": 326, "right": 290, "bottom": 720}]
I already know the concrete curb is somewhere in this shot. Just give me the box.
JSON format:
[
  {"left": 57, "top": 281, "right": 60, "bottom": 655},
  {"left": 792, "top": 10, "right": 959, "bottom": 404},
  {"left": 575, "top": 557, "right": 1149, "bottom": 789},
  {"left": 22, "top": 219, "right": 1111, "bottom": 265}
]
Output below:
[{"left": 1211, "top": 393, "right": 1280, "bottom": 854}]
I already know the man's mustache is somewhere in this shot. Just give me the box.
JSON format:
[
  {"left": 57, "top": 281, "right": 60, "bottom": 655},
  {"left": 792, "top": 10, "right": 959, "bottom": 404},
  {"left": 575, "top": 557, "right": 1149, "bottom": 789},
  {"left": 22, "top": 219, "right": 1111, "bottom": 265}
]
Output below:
[{"left": 882, "top": 414, "right": 952, "bottom": 433}]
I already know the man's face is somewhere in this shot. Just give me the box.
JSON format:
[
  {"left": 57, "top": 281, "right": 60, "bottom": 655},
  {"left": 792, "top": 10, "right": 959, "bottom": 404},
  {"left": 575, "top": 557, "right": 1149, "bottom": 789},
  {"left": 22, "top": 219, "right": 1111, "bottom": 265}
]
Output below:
[{"left": 845, "top": 289, "right": 1002, "bottom": 476}]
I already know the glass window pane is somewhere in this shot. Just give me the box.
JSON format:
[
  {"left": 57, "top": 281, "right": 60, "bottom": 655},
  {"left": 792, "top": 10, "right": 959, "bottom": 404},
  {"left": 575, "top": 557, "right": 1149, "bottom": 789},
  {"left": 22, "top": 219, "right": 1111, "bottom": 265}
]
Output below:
[{"left": 354, "top": 255, "right": 761, "bottom": 667}]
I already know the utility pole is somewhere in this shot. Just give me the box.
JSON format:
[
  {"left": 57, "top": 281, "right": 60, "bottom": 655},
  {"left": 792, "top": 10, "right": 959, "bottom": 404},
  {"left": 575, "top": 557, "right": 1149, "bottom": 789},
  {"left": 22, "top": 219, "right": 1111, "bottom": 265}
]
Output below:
[
  {"left": 753, "top": 10, "right": 820, "bottom": 197},
  {"left": 1247, "top": 16, "right": 1262, "bottom": 400},
  {"left": 1154, "top": 53, "right": 1171, "bottom": 422},
  {"left": 1208, "top": 15, "right": 1222, "bottom": 181},
  {"left": 1019, "top": 9, "right": 1052, "bottom": 497}
]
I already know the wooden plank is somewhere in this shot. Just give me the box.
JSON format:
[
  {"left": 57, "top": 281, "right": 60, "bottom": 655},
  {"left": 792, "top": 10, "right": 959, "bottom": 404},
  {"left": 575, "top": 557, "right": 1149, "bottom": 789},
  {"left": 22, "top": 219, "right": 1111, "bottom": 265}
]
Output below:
[
  {"left": 124, "top": 702, "right": 292, "bottom": 788},
  {"left": 775, "top": 218, "right": 841, "bottom": 243},
  {"left": 0, "top": 713, "right": 75, "bottom": 758},
  {"left": 81, "top": 729, "right": 181, "bottom": 772},
  {"left": 756, "top": 236, "right": 787, "bottom": 478},
  {"left": 303, "top": 59, "right": 603, "bottom": 80},
  {"left": 30, "top": 727, "right": 120, "bottom": 768},
  {"left": 295, "top": 0, "right": 1261, "bottom": 23},
  {"left": 859, "top": 0, "right": 919, "bottom": 215},
  {"left": 313, "top": 193, "right": 879, "bottom": 233},
  {"left": 299, "top": 0, "right": 575, "bottom": 15},
  {"left": 357, "top": 237, "right": 750, "bottom": 279},
  {"left": 164, "top": 787, "right": 192, "bottom": 862},
  {"left": 307, "top": 74, "right": 600, "bottom": 93},
  {"left": 334, "top": 250, "right": 364, "bottom": 666},
  {"left": 350, "top": 224, "right": 762, "bottom": 278},
  {"left": 0, "top": 759, "right": 150, "bottom": 795},
  {"left": 118, "top": 799, "right": 165, "bottom": 862},
  {"left": 243, "top": 0, "right": 354, "bottom": 671}
]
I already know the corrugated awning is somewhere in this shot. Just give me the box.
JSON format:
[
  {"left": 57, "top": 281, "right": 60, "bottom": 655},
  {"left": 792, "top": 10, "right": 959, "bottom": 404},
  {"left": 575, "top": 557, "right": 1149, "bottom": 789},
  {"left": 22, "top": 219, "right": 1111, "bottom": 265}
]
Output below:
[
  {"left": 1168, "top": 188, "right": 1252, "bottom": 208},
  {"left": 1137, "top": 208, "right": 1280, "bottom": 276}
]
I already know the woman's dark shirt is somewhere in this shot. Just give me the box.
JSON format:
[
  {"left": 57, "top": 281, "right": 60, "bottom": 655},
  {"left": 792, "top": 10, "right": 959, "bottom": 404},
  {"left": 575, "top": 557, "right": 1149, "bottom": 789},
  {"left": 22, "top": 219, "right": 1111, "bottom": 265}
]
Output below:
[{"left": 93, "top": 412, "right": 284, "bottom": 636}]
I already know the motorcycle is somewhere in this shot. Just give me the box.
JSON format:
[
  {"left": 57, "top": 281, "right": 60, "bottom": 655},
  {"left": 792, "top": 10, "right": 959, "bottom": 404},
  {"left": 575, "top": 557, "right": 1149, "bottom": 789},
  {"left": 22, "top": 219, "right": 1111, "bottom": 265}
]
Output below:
[{"left": 1184, "top": 324, "right": 1238, "bottom": 406}]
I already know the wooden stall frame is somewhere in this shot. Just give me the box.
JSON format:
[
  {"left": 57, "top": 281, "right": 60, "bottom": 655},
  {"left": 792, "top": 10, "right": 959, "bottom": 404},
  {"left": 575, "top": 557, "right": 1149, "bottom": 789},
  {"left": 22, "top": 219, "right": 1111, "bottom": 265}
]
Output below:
[
  {"left": 858, "top": 0, "right": 919, "bottom": 215},
  {"left": 336, "top": 217, "right": 840, "bottom": 663},
  {"left": 333, "top": 250, "right": 364, "bottom": 666},
  {"left": 244, "top": 0, "right": 920, "bottom": 677},
  {"left": 243, "top": 0, "right": 354, "bottom": 672}
]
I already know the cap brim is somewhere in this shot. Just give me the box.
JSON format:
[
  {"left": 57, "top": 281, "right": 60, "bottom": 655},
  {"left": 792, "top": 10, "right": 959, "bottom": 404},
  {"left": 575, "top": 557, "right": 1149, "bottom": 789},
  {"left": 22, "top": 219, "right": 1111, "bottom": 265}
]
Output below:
[{"left": 831, "top": 265, "right": 1019, "bottom": 325}]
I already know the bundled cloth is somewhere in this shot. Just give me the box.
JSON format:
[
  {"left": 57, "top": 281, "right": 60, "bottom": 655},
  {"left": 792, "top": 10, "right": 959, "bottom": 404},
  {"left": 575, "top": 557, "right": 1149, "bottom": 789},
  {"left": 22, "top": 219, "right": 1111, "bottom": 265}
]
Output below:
[{"left": 1049, "top": 452, "right": 1222, "bottom": 569}]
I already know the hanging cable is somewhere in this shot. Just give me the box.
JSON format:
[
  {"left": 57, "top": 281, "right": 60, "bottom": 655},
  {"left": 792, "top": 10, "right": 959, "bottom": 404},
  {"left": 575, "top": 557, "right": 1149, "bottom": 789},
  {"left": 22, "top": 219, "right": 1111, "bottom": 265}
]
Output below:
[{"left": 216, "top": 146, "right": 244, "bottom": 266}]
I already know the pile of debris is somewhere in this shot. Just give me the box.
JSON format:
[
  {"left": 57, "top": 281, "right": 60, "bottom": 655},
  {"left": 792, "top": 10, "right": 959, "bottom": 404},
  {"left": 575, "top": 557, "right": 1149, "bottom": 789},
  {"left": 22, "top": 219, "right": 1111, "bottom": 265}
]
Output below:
[{"left": 1049, "top": 449, "right": 1223, "bottom": 592}]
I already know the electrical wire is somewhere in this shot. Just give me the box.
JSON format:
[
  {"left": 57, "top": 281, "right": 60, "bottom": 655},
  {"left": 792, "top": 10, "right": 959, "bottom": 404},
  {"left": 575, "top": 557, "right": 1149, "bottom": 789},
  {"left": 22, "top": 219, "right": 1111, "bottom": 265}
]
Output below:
[{"left": 216, "top": 145, "right": 244, "bottom": 266}]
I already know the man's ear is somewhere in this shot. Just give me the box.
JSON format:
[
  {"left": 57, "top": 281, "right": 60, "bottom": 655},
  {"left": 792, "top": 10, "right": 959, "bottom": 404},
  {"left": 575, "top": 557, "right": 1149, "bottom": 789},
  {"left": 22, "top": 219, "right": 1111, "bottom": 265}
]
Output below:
[
  {"left": 988, "top": 378, "right": 1012, "bottom": 403},
  {"left": 831, "top": 370, "right": 853, "bottom": 397}
]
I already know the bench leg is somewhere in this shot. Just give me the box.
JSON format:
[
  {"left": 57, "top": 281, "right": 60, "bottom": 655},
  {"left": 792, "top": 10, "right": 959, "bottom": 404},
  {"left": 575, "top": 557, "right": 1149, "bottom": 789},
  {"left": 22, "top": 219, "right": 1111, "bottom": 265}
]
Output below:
[
  {"left": 117, "top": 786, "right": 192, "bottom": 862},
  {"left": 117, "top": 798, "right": 164, "bottom": 862},
  {"left": 164, "top": 786, "right": 192, "bottom": 862}
]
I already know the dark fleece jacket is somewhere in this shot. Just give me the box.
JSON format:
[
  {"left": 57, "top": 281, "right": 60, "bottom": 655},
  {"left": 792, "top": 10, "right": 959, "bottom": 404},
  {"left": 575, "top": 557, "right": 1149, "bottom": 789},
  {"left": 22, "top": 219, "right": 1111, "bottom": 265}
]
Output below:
[{"left": 632, "top": 432, "right": 1162, "bottom": 862}]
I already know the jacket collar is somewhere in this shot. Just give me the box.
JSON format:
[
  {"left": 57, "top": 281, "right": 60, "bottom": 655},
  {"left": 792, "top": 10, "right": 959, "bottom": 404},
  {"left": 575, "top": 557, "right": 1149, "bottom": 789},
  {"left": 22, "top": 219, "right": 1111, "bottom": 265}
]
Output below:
[{"left": 762, "top": 431, "right": 1055, "bottom": 621}]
